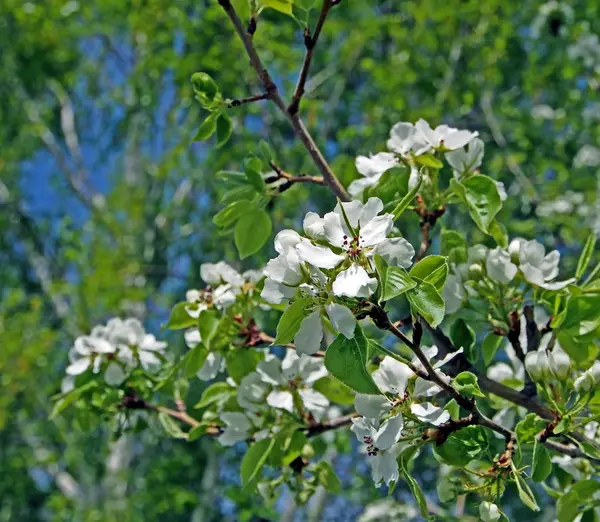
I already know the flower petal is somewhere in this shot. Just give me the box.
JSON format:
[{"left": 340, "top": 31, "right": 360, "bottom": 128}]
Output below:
[
  {"left": 294, "top": 311, "right": 324, "bottom": 355},
  {"left": 359, "top": 214, "right": 393, "bottom": 247},
  {"left": 197, "top": 353, "right": 223, "bottom": 381},
  {"left": 359, "top": 197, "right": 385, "bottom": 227},
  {"left": 355, "top": 153, "right": 398, "bottom": 178},
  {"left": 261, "top": 278, "right": 297, "bottom": 305},
  {"left": 355, "top": 394, "right": 392, "bottom": 420},
  {"left": 486, "top": 247, "right": 517, "bottom": 285},
  {"left": 296, "top": 239, "right": 344, "bottom": 269},
  {"left": 267, "top": 390, "right": 294, "bottom": 412},
  {"left": 373, "top": 413, "right": 404, "bottom": 451},
  {"left": 105, "top": 362, "right": 126, "bottom": 386},
  {"left": 332, "top": 264, "right": 378, "bottom": 298},
  {"left": 323, "top": 212, "right": 346, "bottom": 247},
  {"left": 66, "top": 357, "right": 91, "bottom": 375},
  {"left": 410, "top": 403, "right": 450, "bottom": 426},
  {"left": 298, "top": 389, "right": 329, "bottom": 421},
  {"left": 257, "top": 354, "right": 286, "bottom": 385},
  {"left": 303, "top": 212, "right": 327, "bottom": 240},
  {"left": 372, "top": 357, "right": 413, "bottom": 396},
  {"left": 442, "top": 129, "right": 478, "bottom": 150},
  {"left": 274, "top": 229, "right": 302, "bottom": 255},
  {"left": 374, "top": 238, "right": 415, "bottom": 268},
  {"left": 325, "top": 303, "right": 356, "bottom": 339}
]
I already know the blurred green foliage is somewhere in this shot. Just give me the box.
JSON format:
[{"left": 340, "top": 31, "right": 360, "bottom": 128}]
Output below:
[{"left": 1, "top": 0, "right": 599, "bottom": 519}]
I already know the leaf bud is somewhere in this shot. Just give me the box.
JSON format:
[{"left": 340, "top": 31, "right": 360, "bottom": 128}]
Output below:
[
  {"left": 574, "top": 371, "right": 595, "bottom": 393},
  {"left": 191, "top": 72, "right": 219, "bottom": 100}
]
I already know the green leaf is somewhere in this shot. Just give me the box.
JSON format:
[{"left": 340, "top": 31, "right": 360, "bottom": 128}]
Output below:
[
  {"left": 561, "top": 294, "right": 600, "bottom": 336},
  {"left": 273, "top": 298, "right": 312, "bottom": 345},
  {"left": 450, "top": 319, "right": 475, "bottom": 361},
  {"left": 314, "top": 461, "right": 341, "bottom": 494},
  {"left": 511, "top": 462, "right": 540, "bottom": 511},
  {"left": 415, "top": 153, "right": 443, "bottom": 169},
  {"left": 482, "top": 332, "right": 503, "bottom": 365},
  {"left": 198, "top": 310, "right": 220, "bottom": 350},
  {"left": 166, "top": 302, "right": 197, "bottom": 330},
  {"left": 373, "top": 254, "right": 389, "bottom": 300},
  {"left": 576, "top": 233, "right": 596, "bottom": 279},
  {"left": 516, "top": 414, "right": 545, "bottom": 446},
  {"left": 577, "top": 440, "right": 600, "bottom": 459},
  {"left": 158, "top": 412, "right": 188, "bottom": 439},
  {"left": 213, "top": 200, "right": 253, "bottom": 228},
  {"left": 191, "top": 72, "right": 218, "bottom": 99},
  {"left": 391, "top": 177, "right": 422, "bottom": 220},
  {"left": 234, "top": 208, "right": 271, "bottom": 259},
  {"left": 407, "top": 279, "right": 445, "bottom": 327},
  {"left": 188, "top": 423, "right": 211, "bottom": 441},
  {"left": 452, "top": 175, "right": 502, "bottom": 233},
  {"left": 243, "top": 157, "right": 265, "bottom": 193},
  {"left": 260, "top": 0, "right": 294, "bottom": 15},
  {"left": 324, "top": 324, "right": 381, "bottom": 395},
  {"left": 440, "top": 229, "right": 468, "bottom": 264},
  {"left": 194, "top": 382, "right": 235, "bottom": 409},
  {"left": 241, "top": 438, "right": 276, "bottom": 489},
  {"left": 383, "top": 266, "right": 417, "bottom": 300},
  {"left": 184, "top": 343, "right": 209, "bottom": 378},
  {"left": 433, "top": 426, "right": 488, "bottom": 467},
  {"left": 216, "top": 113, "right": 233, "bottom": 147},
  {"left": 531, "top": 439, "right": 552, "bottom": 482},
  {"left": 398, "top": 446, "right": 431, "bottom": 520},
  {"left": 557, "top": 491, "right": 581, "bottom": 522},
  {"left": 489, "top": 220, "right": 508, "bottom": 248},
  {"left": 49, "top": 382, "right": 97, "bottom": 420},
  {"left": 225, "top": 349, "right": 262, "bottom": 384},
  {"left": 193, "top": 113, "right": 218, "bottom": 142},
  {"left": 410, "top": 255, "right": 448, "bottom": 292},
  {"left": 258, "top": 139, "right": 274, "bottom": 163},
  {"left": 453, "top": 371, "right": 485, "bottom": 397},
  {"left": 313, "top": 376, "right": 355, "bottom": 405}
]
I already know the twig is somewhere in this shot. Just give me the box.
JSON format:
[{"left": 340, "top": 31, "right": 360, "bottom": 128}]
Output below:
[
  {"left": 217, "top": 0, "right": 350, "bottom": 202},
  {"left": 288, "top": 0, "right": 335, "bottom": 115},
  {"left": 268, "top": 160, "right": 325, "bottom": 186},
  {"left": 228, "top": 92, "right": 269, "bottom": 107}
]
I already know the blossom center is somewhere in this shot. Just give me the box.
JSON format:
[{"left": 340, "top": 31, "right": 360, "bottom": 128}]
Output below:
[{"left": 342, "top": 234, "right": 365, "bottom": 259}]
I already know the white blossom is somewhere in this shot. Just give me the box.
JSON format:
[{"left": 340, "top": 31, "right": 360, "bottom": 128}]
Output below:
[
  {"left": 445, "top": 137, "right": 484, "bottom": 174},
  {"left": 410, "top": 403, "right": 450, "bottom": 426},
  {"left": 349, "top": 152, "right": 399, "bottom": 196},
  {"left": 517, "top": 239, "right": 575, "bottom": 290},
  {"left": 218, "top": 412, "right": 252, "bottom": 446},
  {"left": 479, "top": 501, "right": 501, "bottom": 522},
  {"left": 386, "top": 122, "right": 431, "bottom": 158},
  {"left": 354, "top": 394, "right": 392, "bottom": 422},
  {"left": 371, "top": 357, "right": 412, "bottom": 397},
  {"left": 415, "top": 119, "right": 478, "bottom": 151},
  {"left": 486, "top": 247, "right": 517, "bottom": 284},
  {"left": 184, "top": 328, "right": 224, "bottom": 381}
]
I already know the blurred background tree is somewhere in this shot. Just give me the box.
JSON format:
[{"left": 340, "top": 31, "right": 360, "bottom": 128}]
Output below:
[{"left": 1, "top": 0, "right": 599, "bottom": 520}]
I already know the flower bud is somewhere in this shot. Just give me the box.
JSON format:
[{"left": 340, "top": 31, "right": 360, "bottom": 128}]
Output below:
[
  {"left": 548, "top": 349, "right": 571, "bottom": 381},
  {"left": 479, "top": 501, "right": 501, "bottom": 522},
  {"left": 574, "top": 371, "right": 595, "bottom": 393},
  {"left": 508, "top": 238, "right": 523, "bottom": 265},
  {"left": 191, "top": 72, "right": 218, "bottom": 100},
  {"left": 525, "top": 351, "right": 550, "bottom": 382},
  {"left": 468, "top": 263, "right": 484, "bottom": 281},
  {"left": 589, "top": 361, "right": 600, "bottom": 386}
]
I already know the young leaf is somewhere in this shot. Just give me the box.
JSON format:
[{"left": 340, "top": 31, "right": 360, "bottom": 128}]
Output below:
[
  {"left": 489, "top": 220, "right": 508, "bottom": 248},
  {"left": 216, "top": 113, "right": 233, "bottom": 147},
  {"left": 407, "top": 279, "right": 445, "bottom": 327},
  {"left": 440, "top": 229, "right": 468, "bottom": 264},
  {"left": 314, "top": 461, "right": 342, "bottom": 494},
  {"left": 234, "top": 208, "right": 271, "bottom": 259},
  {"left": 241, "top": 438, "right": 276, "bottom": 489},
  {"left": 213, "top": 200, "right": 253, "bottom": 228},
  {"left": 531, "top": 439, "right": 552, "bottom": 482},
  {"left": 482, "top": 332, "right": 503, "bottom": 365},
  {"left": 433, "top": 426, "right": 488, "bottom": 466},
  {"left": 414, "top": 153, "right": 443, "bottom": 169},
  {"left": 191, "top": 72, "right": 219, "bottom": 100},
  {"left": 258, "top": 139, "right": 274, "bottom": 163},
  {"left": 453, "top": 371, "right": 485, "bottom": 397},
  {"left": 166, "top": 302, "right": 197, "bottom": 330},
  {"left": 198, "top": 309, "right": 220, "bottom": 350},
  {"left": 324, "top": 325, "right": 381, "bottom": 395},
  {"left": 576, "top": 233, "right": 596, "bottom": 280},
  {"left": 511, "top": 461, "right": 540, "bottom": 512},
  {"left": 158, "top": 412, "right": 188, "bottom": 440},
  {"left": 409, "top": 255, "right": 448, "bottom": 292},
  {"left": 383, "top": 266, "right": 417, "bottom": 300},
  {"left": 225, "top": 349, "right": 262, "bottom": 384},
  {"left": 243, "top": 157, "right": 265, "bottom": 193},
  {"left": 184, "top": 344, "right": 209, "bottom": 378},
  {"left": 313, "top": 376, "right": 355, "bottom": 405},
  {"left": 194, "top": 381, "right": 235, "bottom": 409},
  {"left": 450, "top": 319, "right": 475, "bottom": 361},
  {"left": 391, "top": 177, "right": 422, "bottom": 220},
  {"left": 193, "top": 113, "right": 218, "bottom": 142},
  {"left": 260, "top": 0, "right": 294, "bottom": 15},
  {"left": 451, "top": 175, "right": 502, "bottom": 234},
  {"left": 398, "top": 446, "right": 431, "bottom": 520},
  {"left": 273, "top": 298, "right": 312, "bottom": 345}
]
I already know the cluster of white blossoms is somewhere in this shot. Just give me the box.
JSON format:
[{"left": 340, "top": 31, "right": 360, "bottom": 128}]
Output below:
[
  {"left": 573, "top": 360, "right": 600, "bottom": 393},
  {"left": 185, "top": 261, "right": 262, "bottom": 318},
  {"left": 65, "top": 318, "right": 167, "bottom": 387},
  {"left": 216, "top": 349, "right": 329, "bottom": 446},
  {"left": 261, "top": 197, "right": 415, "bottom": 355},
  {"left": 349, "top": 119, "right": 479, "bottom": 196},
  {"left": 444, "top": 238, "right": 575, "bottom": 314},
  {"left": 350, "top": 349, "right": 462, "bottom": 486},
  {"left": 184, "top": 262, "right": 263, "bottom": 381}
]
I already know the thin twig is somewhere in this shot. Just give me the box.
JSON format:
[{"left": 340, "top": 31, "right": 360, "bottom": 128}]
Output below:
[
  {"left": 228, "top": 92, "right": 269, "bottom": 107},
  {"left": 269, "top": 160, "right": 325, "bottom": 186},
  {"left": 217, "top": 0, "right": 350, "bottom": 201},
  {"left": 288, "top": 0, "right": 334, "bottom": 115}
]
